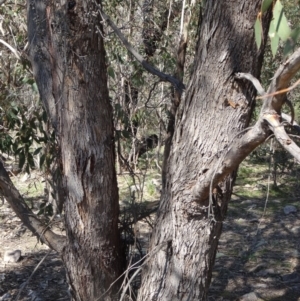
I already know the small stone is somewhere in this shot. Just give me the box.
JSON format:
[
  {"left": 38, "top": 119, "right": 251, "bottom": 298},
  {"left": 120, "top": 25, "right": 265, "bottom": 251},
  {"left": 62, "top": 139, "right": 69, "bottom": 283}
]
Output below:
[
  {"left": 291, "top": 226, "right": 300, "bottom": 234},
  {"left": 253, "top": 282, "right": 268, "bottom": 288},
  {"left": 284, "top": 205, "right": 297, "bottom": 215},
  {"left": 239, "top": 292, "right": 259, "bottom": 301},
  {"left": 3, "top": 250, "right": 22, "bottom": 263}
]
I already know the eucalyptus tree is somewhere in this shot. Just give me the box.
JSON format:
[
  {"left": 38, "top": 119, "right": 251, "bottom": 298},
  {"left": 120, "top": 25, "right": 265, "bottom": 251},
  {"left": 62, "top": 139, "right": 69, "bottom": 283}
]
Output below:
[{"left": 1, "top": 1, "right": 300, "bottom": 301}]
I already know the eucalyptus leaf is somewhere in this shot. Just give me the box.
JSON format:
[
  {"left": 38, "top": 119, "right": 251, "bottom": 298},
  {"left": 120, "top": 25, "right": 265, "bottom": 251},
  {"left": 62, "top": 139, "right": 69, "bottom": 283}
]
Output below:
[
  {"left": 27, "top": 153, "right": 35, "bottom": 168},
  {"left": 261, "top": 0, "right": 273, "bottom": 13},
  {"left": 254, "top": 18, "right": 263, "bottom": 50},
  {"left": 33, "top": 147, "right": 43, "bottom": 155},
  {"left": 19, "top": 151, "right": 25, "bottom": 169},
  {"left": 107, "top": 66, "right": 115, "bottom": 79},
  {"left": 40, "top": 154, "right": 46, "bottom": 168},
  {"left": 272, "top": 0, "right": 291, "bottom": 41},
  {"left": 122, "top": 130, "right": 131, "bottom": 139},
  {"left": 270, "top": 32, "right": 280, "bottom": 57}
]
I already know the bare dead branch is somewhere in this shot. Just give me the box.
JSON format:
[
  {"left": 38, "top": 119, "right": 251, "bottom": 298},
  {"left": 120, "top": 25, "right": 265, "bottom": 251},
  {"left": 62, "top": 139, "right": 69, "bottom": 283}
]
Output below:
[
  {"left": 99, "top": 8, "right": 185, "bottom": 93},
  {"left": 264, "top": 114, "right": 300, "bottom": 163},
  {"left": 257, "top": 78, "right": 300, "bottom": 99},
  {"left": 0, "top": 38, "right": 21, "bottom": 60},
  {"left": 262, "top": 47, "right": 300, "bottom": 113},
  {"left": 0, "top": 161, "right": 66, "bottom": 252},
  {"left": 269, "top": 47, "right": 300, "bottom": 92},
  {"left": 235, "top": 72, "right": 266, "bottom": 95},
  {"left": 191, "top": 121, "right": 271, "bottom": 202}
]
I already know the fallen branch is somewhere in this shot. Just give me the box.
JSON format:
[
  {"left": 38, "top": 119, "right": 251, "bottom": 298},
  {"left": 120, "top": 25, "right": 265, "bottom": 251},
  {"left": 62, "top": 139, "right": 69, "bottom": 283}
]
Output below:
[{"left": 0, "top": 38, "right": 21, "bottom": 60}]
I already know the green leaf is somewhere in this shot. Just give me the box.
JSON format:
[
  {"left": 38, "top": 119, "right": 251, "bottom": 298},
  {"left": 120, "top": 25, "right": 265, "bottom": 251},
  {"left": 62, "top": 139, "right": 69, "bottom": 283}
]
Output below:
[
  {"left": 31, "top": 83, "right": 38, "bottom": 93},
  {"left": 8, "top": 110, "right": 18, "bottom": 120},
  {"left": 33, "top": 147, "right": 43, "bottom": 155},
  {"left": 272, "top": 0, "right": 291, "bottom": 41},
  {"left": 25, "top": 164, "right": 30, "bottom": 174},
  {"left": 121, "top": 130, "right": 131, "bottom": 139},
  {"left": 19, "top": 152, "right": 25, "bottom": 169},
  {"left": 39, "top": 154, "right": 46, "bottom": 168},
  {"left": 270, "top": 32, "right": 280, "bottom": 57},
  {"left": 15, "top": 147, "right": 23, "bottom": 155},
  {"left": 261, "top": 0, "right": 273, "bottom": 13},
  {"left": 10, "top": 101, "right": 18, "bottom": 109},
  {"left": 107, "top": 66, "right": 115, "bottom": 79},
  {"left": 254, "top": 18, "right": 263, "bottom": 50},
  {"left": 42, "top": 111, "right": 48, "bottom": 123},
  {"left": 27, "top": 153, "right": 35, "bottom": 169}
]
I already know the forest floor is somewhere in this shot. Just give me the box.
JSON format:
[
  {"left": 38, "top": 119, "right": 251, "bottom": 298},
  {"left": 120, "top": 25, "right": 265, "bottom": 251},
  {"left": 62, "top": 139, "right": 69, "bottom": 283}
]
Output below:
[{"left": 0, "top": 158, "right": 300, "bottom": 301}]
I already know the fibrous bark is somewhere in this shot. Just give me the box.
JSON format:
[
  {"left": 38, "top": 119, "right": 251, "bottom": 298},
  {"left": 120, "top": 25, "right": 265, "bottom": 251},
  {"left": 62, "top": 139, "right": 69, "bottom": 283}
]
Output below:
[
  {"left": 138, "top": 1, "right": 271, "bottom": 300},
  {"left": 27, "top": 1, "right": 123, "bottom": 300}
]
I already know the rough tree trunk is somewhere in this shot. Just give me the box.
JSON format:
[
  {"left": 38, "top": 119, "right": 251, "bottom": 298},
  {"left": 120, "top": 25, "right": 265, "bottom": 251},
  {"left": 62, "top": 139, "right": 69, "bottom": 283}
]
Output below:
[
  {"left": 27, "top": 1, "right": 123, "bottom": 300},
  {"left": 138, "top": 1, "right": 270, "bottom": 300}
]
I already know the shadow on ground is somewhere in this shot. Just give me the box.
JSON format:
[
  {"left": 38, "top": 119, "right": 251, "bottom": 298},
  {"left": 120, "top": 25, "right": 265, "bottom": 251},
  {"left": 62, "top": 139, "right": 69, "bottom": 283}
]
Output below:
[
  {"left": 208, "top": 196, "right": 300, "bottom": 301},
  {"left": 0, "top": 250, "right": 69, "bottom": 301}
]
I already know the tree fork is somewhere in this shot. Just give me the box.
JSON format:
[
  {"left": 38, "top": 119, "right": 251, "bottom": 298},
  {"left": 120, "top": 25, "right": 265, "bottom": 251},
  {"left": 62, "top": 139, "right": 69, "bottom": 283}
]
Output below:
[{"left": 137, "top": 2, "right": 272, "bottom": 300}]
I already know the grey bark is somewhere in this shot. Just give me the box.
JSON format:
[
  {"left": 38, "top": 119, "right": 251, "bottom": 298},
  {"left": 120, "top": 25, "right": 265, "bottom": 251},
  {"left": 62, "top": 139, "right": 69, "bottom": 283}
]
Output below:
[
  {"left": 27, "top": 1, "right": 123, "bottom": 300},
  {"left": 138, "top": 1, "right": 271, "bottom": 300}
]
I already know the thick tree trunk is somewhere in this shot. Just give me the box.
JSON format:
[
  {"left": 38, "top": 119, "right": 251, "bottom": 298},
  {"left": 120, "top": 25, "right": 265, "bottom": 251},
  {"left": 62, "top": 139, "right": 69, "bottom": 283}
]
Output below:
[
  {"left": 27, "top": 1, "right": 123, "bottom": 300},
  {"left": 138, "top": 1, "right": 270, "bottom": 300}
]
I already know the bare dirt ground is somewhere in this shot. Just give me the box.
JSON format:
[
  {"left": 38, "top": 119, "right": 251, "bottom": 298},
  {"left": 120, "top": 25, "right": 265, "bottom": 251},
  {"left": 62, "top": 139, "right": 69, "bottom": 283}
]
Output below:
[
  {"left": 208, "top": 195, "right": 300, "bottom": 301},
  {"left": 0, "top": 207, "right": 69, "bottom": 301},
  {"left": 1, "top": 172, "right": 300, "bottom": 301}
]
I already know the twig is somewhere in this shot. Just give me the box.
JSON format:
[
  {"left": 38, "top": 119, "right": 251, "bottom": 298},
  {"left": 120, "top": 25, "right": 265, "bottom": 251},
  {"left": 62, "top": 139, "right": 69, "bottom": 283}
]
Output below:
[
  {"left": 95, "top": 3, "right": 185, "bottom": 92},
  {"left": 0, "top": 39, "right": 21, "bottom": 60},
  {"left": 256, "top": 140, "right": 272, "bottom": 235},
  {"left": 96, "top": 241, "right": 168, "bottom": 300},
  {"left": 235, "top": 72, "right": 266, "bottom": 96},
  {"left": 264, "top": 114, "right": 300, "bottom": 163},
  {"left": 257, "top": 78, "right": 300, "bottom": 99}
]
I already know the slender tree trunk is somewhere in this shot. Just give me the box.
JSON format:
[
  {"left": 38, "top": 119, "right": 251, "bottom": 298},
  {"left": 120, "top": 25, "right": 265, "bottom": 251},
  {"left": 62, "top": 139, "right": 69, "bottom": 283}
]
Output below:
[
  {"left": 27, "top": 1, "right": 123, "bottom": 300},
  {"left": 138, "top": 1, "right": 270, "bottom": 300}
]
